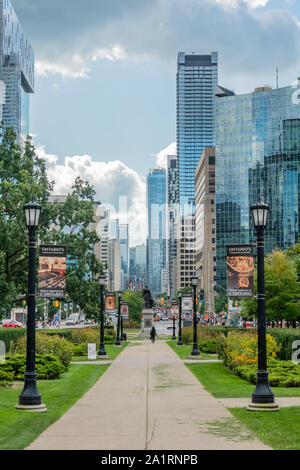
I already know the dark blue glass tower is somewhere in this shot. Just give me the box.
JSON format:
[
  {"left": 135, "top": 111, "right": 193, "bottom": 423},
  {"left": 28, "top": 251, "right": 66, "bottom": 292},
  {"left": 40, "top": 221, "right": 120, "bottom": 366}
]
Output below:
[
  {"left": 147, "top": 168, "right": 167, "bottom": 295},
  {"left": 216, "top": 84, "right": 300, "bottom": 285}
]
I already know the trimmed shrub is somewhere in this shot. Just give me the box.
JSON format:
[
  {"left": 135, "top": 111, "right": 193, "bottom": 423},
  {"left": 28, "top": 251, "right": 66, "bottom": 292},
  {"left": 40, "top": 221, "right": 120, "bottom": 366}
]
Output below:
[
  {"left": 236, "top": 358, "right": 300, "bottom": 387},
  {"left": 199, "top": 338, "right": 219, "bottom": 354},
  {"left": 71, "top": 343, "right": 87, "bottom": 356},
  {"left": 10, "top": 333, "right": 72, "bottom": 371},
  {"left": 0, "top": 328, "right": 26, "bottom": 352},
  {"left": 267, "top": 328, "right": 300, "bottom": 361},
  {"left": 0, "top": 354, "right": 64, "bottom": 381}
]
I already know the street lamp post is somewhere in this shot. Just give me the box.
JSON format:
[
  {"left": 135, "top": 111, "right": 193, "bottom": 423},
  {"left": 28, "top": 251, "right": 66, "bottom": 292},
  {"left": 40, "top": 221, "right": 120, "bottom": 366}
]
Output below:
[
  {"left": 98, "top": 275, "right": 107, "bottom": 356},
  {"left": 16, "top": 200, "right": 47, "bottom": 412},
  {"left": 120, "top": 314, "right": 124, "bottom": 341},
  {"left": 172, "top": 313, "right": 176, "bottom": 340},
  {"left": 248, "top": 200, "right": 278, "bottom": 411},
  {"left": 115, "top": 291, "right": 122, "bottom": 346},
  {"left": 191, "top": 276, "right": 200, "bottom": 356},
  {"left": 177, "top": 292, "right": 183, "bottom": 346}
]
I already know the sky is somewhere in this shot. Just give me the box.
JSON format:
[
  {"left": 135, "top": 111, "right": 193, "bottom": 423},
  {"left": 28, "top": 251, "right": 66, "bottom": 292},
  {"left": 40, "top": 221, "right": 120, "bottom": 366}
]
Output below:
[{"left": 12, "top": 0, "right": 300, "bottom": 245}]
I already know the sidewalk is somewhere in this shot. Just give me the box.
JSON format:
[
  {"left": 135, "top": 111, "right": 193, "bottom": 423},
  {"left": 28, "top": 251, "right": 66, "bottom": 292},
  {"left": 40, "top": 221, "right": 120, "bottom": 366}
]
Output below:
[{"left": 27, "top": 341, "right": 270, "bottom": 450}]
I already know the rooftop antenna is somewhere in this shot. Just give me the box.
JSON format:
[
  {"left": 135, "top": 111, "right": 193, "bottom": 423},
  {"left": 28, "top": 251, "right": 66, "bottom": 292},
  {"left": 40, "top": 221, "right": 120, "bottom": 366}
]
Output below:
[{"left": 276, "top": 67, "right": 279, "bottom": 89}]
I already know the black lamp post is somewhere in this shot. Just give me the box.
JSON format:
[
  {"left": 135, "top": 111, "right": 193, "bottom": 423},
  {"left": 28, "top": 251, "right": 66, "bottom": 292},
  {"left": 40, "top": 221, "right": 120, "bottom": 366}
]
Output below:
[
  {"left": 191, "top": 276, "right": 200, "bottom": 356},
  {"left": 177, "top": 292, "right": 183, "bottom": 346},
  {"left": 172, "top": 310, "right": 176, "bottom": 341},
  {"left": 115, "top": 291, "right": 122, "bottom": 346},
  {"left": 120, "top": 312, "right": 124, "bottom": 341},
  {"left": 16, "top": 200, "right": 47, "bottom": 412},
  {"left": 98, "top": 275, "right": 107, "bottom": 356},
  {"left": 248, "top": 200, "right": 278, "bottom": 411}
]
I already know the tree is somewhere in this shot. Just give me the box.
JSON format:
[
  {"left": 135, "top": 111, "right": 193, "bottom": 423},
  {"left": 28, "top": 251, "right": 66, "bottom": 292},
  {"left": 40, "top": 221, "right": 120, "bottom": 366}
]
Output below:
[
  {"left": 0, "top": 128, "right": 53, "bottom": 315},
  {"left": 0, "top": 127, "right": 104, "bottom": 318},
  {"left": 121, "top": 290, "right": 143, "bottom": 325},
  {"left": 241, "top": 249, "right": 300, "bottom": 323}
]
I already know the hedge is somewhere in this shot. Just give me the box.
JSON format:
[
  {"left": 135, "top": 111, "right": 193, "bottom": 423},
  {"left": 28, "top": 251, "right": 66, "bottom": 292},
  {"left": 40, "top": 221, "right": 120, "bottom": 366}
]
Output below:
[
  {"left": 0, "top": 329, "right": 27, "bottom": 352},
  {"left": 267, "top": 328, "right": 300, "bottom": 361},
  {"left": 0, "top": 354, "right": 64, "bottom": 381}
]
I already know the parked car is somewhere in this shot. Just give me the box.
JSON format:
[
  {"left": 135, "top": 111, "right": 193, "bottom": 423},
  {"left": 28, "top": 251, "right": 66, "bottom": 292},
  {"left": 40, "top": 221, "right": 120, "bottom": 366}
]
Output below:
[{"left": 1, "top": 319, "right": 22, "bottom": 328}]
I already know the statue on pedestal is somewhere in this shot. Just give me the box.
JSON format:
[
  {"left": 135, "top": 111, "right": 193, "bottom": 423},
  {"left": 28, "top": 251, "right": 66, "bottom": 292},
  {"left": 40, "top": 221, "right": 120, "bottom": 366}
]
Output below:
[{"left": 142, "top": 286, "right": 153, "bottom": 309}]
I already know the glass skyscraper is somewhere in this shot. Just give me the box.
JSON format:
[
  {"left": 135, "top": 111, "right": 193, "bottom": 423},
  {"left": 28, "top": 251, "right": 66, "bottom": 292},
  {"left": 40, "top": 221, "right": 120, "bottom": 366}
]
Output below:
[
  {"left": 177, "top": 51, "right": 218, "bottom": 213},
  {"left": 147, "top": 168, "right": 167, "bottom": 295},
  {"left": 0, "top": 0, "right": 34, "bottom": 142},
  {"left": 216, "top": 84, "right": 300, "bottom": 285}
]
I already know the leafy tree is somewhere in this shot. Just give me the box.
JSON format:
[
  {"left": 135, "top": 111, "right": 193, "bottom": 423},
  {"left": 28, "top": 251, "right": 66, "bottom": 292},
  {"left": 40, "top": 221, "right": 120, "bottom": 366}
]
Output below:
[
  {"left": 121, "top": 290, "right": 143, "bottom": 325},
  {"left": 0, "top": 128, "right": 53, "bottom": 315},
  {"left": 0, "top": 127, "right": 104, "bottom": 319},
  {"left": 241, "top": 249, "right": 300, "bottom": 323}
]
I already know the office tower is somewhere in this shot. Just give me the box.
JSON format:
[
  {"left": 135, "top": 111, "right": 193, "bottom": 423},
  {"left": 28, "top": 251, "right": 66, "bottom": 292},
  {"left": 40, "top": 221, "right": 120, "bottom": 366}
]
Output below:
[
  {"left": 177, "top": 51, "right": 218, "bottom": 213},
  {"left": 129, "top": 247, "right": 136, "bottom": 279},
  {"left": 108, "top": 239, "right": 122, "bottom": 292},
  {"left": 147, "top": 168, "right": 167, "bottom": 295},
  {"left": 135, "top": 243, "right": 147, "bottom": 290},
  {"left": 92, "top": 203, "right": 110, "bottom": 284},
  {"left": 216, "top": 82, "right": 300, "bottom": 285},
  {"left": 176, "top": 52, "right": 218, "bottom": 290},
  {"left": 195, "top": 147, "right": 216, "bottom": 313},
  {"left": 0, "top": 0, "right": 34, "bottom": 142},
  {"left": 119, "top": 223, "right": 129, "bottom": 290},
  {"left": 167, "top": 155, "right": 178, "bottom": 296}
]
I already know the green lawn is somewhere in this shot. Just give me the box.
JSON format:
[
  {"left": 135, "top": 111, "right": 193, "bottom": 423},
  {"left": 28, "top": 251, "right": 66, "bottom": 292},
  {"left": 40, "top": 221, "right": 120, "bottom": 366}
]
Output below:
[
  {"left": 0, "top": 364, "right": 108, "bottom": 450},
  {"left": 230, "top": 407, "right": 300, "bottom": 450},
  {"left": 167, "top": 340, "right": 218, "bottom": 360},
  {"left": 187, "top": 362, "right": 300, "bottom": 398},
  {"left": 71, "top": 342, "right": 128, "bottom": 362}
]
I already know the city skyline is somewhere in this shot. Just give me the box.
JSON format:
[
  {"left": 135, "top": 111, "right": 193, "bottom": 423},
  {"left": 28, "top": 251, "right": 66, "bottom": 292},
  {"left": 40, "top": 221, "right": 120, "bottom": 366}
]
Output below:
[{"left": 6, "top": 0, "right": 300, "bottom": 248}]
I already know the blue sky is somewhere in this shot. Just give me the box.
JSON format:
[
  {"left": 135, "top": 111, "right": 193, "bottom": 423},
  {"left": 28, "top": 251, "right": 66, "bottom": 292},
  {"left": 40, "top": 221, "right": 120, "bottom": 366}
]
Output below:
[{"left": 12, "top": 0, "right": 300, "bottom": 244}]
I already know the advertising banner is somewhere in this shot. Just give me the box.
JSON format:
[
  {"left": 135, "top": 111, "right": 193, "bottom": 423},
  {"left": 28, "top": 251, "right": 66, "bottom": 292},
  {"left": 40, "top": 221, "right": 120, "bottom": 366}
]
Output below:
[
  {"left": 105, "top": 293, "right": 116, "bottom": 312},
  {"left": 38, "top": 245, "right": 66, "bottom": 298},
  {"left": 120, "top": 302, "right": 129, "bottom": 318},
  {"left": 181, "top": 294, "right": 193, "bottom": 313},
  {"left": 226, "top": 245, "right": 254, "bottom": 297},
  {"left": 171, "top": 301, "right": 179, "bottom": 316}
]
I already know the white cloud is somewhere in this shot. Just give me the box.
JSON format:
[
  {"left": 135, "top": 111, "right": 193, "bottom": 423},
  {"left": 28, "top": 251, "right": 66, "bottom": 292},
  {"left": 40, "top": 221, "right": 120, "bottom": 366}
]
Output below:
[
  {"left": 209, "top": 0, "right": 269, "bottom": 8},
  {"left": 36, "top": 145, "right": 146, "bottom": 245},
  {"left": 154, "top": 142, "right": 176, "bottom": 169}
]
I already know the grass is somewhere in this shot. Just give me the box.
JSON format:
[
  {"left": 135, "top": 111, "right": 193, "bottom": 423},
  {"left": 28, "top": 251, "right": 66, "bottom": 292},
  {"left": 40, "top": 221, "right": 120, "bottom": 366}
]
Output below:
[
  {"left": 187, "top": 362, "right": 300, "bottom": 398},
  {"left": 166, "top": 340, "right": 218, "bottom": 360},
  {"left": 71, "top": 342, "right": 128, "bottom": 361},
  {"left": 0, "top": 363, "right": 108, "bottom": 450},
  {"left": 230, "top": 407, "right": 300, "bottom": 450}
]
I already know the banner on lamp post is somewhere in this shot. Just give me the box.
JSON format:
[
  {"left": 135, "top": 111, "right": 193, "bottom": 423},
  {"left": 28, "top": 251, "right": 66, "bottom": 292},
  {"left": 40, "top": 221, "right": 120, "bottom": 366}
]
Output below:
[
  {"left": 38, "top": 245, "right": 66, "bottom": 298},
  {"left": 120, "top": 302, "right": 129, "bottom": 318},
  {"left": 181, "top": 294, "right": 193, "bottom": 313},
  {"left": 105, "top": 293, "right": 116, "bottom": 312},
  {"left": 226, "top": 244, "right": 254, "bottom": 297}
]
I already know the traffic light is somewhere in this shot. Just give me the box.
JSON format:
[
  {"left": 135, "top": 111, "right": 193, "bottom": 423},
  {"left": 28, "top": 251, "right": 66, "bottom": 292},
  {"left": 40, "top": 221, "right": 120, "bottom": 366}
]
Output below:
[
  {"left": 54, "top": 301, "right": 59, "bottom": 308},
  {"left": 161, "top": 297, "right": 164, "bottom": 305}
]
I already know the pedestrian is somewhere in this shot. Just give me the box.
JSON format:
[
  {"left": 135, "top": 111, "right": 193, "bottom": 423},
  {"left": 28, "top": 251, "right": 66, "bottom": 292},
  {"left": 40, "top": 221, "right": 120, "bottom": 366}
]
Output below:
[{"left": 150, "top": 325, "right": 157, "bottom": 343}]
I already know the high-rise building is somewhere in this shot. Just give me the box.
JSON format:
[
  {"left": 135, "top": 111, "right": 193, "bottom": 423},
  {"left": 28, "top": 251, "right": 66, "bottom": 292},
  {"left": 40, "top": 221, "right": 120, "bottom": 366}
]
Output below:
[
  {"left": 119, "top": 223, "right": 129, "bottom": 290},
  {"left": 216, "top": 82, "right": 300, "bottom": 285},
  {"left": 177, "top": 51, "right": 218, "bottom": 214},
  {"left": 195, "top": 147, "right": 216, "bottom": 313},
  {"left": 108, "top": 239, "right": 121, "bottom": 292},
  {"left": 135, "top": 243, "right": 147, "bottom": 289},
  {"left": 92, "top": 203, "right": 110, "bottom": 284},
  {"left": 0, "top": 0, "right": 34, "bottom": 142},
  {"left": 147, "top": 168, "right": 167, "bottom": 295},
  {"left": 175, "top": 52, "right": 218, "bottom": 290},
  {"left": 167, "top": 155, "right": 178, "bottom": 296}
]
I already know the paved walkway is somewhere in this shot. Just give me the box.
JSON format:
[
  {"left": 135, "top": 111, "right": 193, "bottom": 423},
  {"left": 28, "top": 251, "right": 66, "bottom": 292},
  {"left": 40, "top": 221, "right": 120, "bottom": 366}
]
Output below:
[
  {"left": 219, "top": 397, "right": 300, "bottom": 408},
  {"left": 27, "top": 341, "right": 270, "bottom": 450}
]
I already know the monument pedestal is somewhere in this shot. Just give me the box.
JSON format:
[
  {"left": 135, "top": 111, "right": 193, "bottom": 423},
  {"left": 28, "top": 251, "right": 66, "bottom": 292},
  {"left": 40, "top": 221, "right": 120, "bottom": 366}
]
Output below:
[{"left": 137, "top": 308, "right": 154, "bottom": 338}]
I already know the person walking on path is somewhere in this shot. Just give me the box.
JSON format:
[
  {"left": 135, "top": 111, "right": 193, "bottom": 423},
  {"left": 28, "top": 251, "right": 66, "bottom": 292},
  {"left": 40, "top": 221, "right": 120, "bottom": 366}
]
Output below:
[{"left": 150, "top": 326, "right": 157, "bottom": 343}]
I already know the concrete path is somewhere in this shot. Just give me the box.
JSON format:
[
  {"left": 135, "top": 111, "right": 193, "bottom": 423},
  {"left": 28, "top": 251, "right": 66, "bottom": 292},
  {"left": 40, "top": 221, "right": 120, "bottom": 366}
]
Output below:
[{"left": 27, "top": 341, "right": 270, "bottom": 450}]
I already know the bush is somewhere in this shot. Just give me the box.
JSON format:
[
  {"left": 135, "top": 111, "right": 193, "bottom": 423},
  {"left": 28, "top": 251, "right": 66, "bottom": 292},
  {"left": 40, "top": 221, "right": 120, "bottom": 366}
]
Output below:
[
  {"left": 0, "top": 354, "right": 64, "bottom": 381},
  {"left": 267, "top": 328, "right": 300, "bottom": 361},
  {"left": 218, "top": 330, "right": 280, "bottom": 370},
  {"left": 236, "top": 358, "right": 300, "bottom": 387},
  {"left": 0, "top": 328, "right": 26, "bottom": 352},
  {"left": 71, "top": 343, "right": 87, "bottom": 356},
  {"left": 10, "top": 333, "right": 72, "bottom": 371},
  {"left": 199, "top": 338, "right": 218, "bottom": 353}
]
